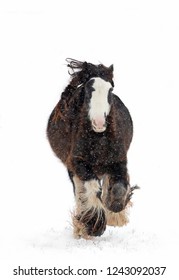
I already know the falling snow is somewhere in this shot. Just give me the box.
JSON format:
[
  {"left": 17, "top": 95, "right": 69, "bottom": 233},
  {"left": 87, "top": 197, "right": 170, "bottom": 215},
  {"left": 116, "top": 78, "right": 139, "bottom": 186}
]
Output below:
[{"left": 0, "top": 1, "right": 179, "bottom": 279}]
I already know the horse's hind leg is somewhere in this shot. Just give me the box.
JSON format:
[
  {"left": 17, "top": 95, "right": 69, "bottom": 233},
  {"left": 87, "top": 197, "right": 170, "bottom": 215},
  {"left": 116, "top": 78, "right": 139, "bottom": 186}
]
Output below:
[{"left": 72, "top": 175, "right": 106, "bottom": 239}]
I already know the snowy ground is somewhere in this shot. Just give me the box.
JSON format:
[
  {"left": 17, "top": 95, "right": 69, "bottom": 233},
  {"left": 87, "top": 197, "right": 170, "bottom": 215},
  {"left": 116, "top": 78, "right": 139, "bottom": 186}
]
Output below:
[{"left": 0, "top": 1, "right": 179, "bottom": 279}]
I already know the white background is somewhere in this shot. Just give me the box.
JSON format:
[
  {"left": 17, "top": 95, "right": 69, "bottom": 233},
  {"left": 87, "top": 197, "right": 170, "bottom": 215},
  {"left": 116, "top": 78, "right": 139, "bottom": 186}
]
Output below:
[{"left": 0, "top": 0, "right": 179, "bottom": 279}]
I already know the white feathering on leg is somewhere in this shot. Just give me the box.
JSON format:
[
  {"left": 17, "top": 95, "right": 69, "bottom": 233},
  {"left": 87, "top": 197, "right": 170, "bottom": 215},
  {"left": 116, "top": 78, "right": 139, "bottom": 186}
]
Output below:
[{"left": 72, "top": 177, "right": 105, "bottom": 238}]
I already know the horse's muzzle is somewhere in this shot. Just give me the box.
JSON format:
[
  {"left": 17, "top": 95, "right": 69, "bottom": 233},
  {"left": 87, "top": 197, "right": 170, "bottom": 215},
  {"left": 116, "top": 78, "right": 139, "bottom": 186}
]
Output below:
[{"left": 92, "top": 118, "right": 106, "bottom": 133}]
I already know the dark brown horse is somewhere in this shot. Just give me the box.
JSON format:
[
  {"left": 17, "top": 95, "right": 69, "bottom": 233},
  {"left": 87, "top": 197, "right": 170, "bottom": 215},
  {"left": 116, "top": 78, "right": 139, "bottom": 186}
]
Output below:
[{"left": 47, "top": 59, "right": 138, "bottom": 239}]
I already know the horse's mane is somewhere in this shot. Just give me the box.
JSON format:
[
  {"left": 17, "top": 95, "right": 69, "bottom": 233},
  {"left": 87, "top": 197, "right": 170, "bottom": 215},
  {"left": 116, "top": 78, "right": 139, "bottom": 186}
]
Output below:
[
  {"left": 66, "top": 58, "right": 114, "bottom": 88},
  {"left": 58, "top": 59, "right": 114, "bottom": 112}
]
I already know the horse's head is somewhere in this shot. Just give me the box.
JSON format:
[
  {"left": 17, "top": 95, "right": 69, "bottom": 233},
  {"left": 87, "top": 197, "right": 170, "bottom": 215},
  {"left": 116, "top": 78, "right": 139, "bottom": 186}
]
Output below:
[
  {"left": 66, "top": 59, "right": 114, "bottom": 132},
  {"left": 85, "top": 77, "right": 113, "bottom": 133}
]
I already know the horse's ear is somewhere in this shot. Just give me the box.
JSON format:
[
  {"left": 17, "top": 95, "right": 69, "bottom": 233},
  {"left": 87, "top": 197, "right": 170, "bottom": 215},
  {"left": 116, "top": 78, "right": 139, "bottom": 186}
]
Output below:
[
  {"left": 109, "top": 64, "right": 114, "bottom": 72},
  {"left": 109, "top": 64, "right": 114, "bottom": 87}
]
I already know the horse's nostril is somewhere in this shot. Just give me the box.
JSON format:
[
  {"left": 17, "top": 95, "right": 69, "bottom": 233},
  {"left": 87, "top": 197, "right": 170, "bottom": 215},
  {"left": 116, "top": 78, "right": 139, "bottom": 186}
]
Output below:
[{"left": 92, "top": 120, "right": 97, "bottom": 127}]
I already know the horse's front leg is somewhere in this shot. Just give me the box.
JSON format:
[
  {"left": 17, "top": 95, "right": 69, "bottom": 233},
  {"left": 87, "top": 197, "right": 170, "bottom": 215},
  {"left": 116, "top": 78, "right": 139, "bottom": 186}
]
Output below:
[
  {"left": 103, "top": 161, "right": 131, "bottom": 213},
  {"left": 71, "top": 160, "right": 106, "bottom": 239},
  {"left": 101, "top": 161, "right": 132, "bottom": 228}
]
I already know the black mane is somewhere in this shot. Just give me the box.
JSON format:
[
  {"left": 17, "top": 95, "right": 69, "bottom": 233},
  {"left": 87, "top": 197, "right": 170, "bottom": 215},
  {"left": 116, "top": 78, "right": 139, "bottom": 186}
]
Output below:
[
  {"left": 59, "top": 59, "right": 114, "bottom": 108},
  {"left": 66, "top": 58, "right": 114, "bottom": 88}
]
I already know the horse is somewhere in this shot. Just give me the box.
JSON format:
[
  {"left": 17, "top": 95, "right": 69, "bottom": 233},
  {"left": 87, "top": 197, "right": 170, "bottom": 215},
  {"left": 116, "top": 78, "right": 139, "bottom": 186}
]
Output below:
[{"left": 47, "top": 59, "right": 138, "bottom": 239}]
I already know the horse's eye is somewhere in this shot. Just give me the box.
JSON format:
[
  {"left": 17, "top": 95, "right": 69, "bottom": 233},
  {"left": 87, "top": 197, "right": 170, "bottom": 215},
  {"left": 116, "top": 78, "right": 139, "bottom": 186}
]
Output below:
[
  {"left": 108, "top": 90, "right": 113, "bottom": 104},
  {"left": 85, "top": 90, "right": 92, "bottom": 101}
]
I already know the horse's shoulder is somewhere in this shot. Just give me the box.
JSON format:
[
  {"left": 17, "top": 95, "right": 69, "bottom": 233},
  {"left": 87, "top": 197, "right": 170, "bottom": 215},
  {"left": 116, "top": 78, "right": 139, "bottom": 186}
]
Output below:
[
  {"left": 113, "top": 94, "right": 126, "bottom": 109},
  {"left": 112, "top": 94, "right": 132, "bottom": 122}
]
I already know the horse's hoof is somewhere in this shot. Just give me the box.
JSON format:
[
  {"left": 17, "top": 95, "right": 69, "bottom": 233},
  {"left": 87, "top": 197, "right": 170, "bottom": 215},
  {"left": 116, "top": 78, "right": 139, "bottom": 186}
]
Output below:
[
  {"left": 108, "top": 200, "right": 124, "bottom": 212},
  {"left": 104, "top": 182, "right": 128, "bottom": 212},
  {"left": 86, "top": 210, "right": 106, "bottom": 236},
  {"left": 104, "top": 183, "right": 140, "bottom": 213},
  {"left": 77, "top": 208, "right": 106, "bottom": 237}
]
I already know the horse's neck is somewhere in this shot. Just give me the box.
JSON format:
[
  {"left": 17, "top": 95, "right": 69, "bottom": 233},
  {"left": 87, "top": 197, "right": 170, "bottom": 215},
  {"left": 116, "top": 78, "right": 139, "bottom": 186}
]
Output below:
[{"left": 69, "top": 75, "right": 82, "bottom": 88}]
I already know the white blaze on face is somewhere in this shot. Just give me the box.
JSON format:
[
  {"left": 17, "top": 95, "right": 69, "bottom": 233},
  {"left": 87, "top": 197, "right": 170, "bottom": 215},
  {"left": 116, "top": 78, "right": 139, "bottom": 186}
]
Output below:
[{"left": 89, "top": 77, "right": 112, "bottom": 133}]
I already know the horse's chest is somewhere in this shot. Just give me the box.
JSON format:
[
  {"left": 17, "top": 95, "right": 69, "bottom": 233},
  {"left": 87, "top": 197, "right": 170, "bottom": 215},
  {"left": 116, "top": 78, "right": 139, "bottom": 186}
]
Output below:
[
  {"left": 77, "top": 134, "right": 119, "bottom": 165},
  {"left": 89, "top": 138, "right": 108, "bottom": 161}
]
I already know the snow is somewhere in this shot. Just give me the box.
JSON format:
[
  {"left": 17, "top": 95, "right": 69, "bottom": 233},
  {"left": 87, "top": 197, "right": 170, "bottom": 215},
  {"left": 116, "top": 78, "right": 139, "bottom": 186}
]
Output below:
[{"left": 0, "top": 0, "right": 179, "bottom": 279}]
